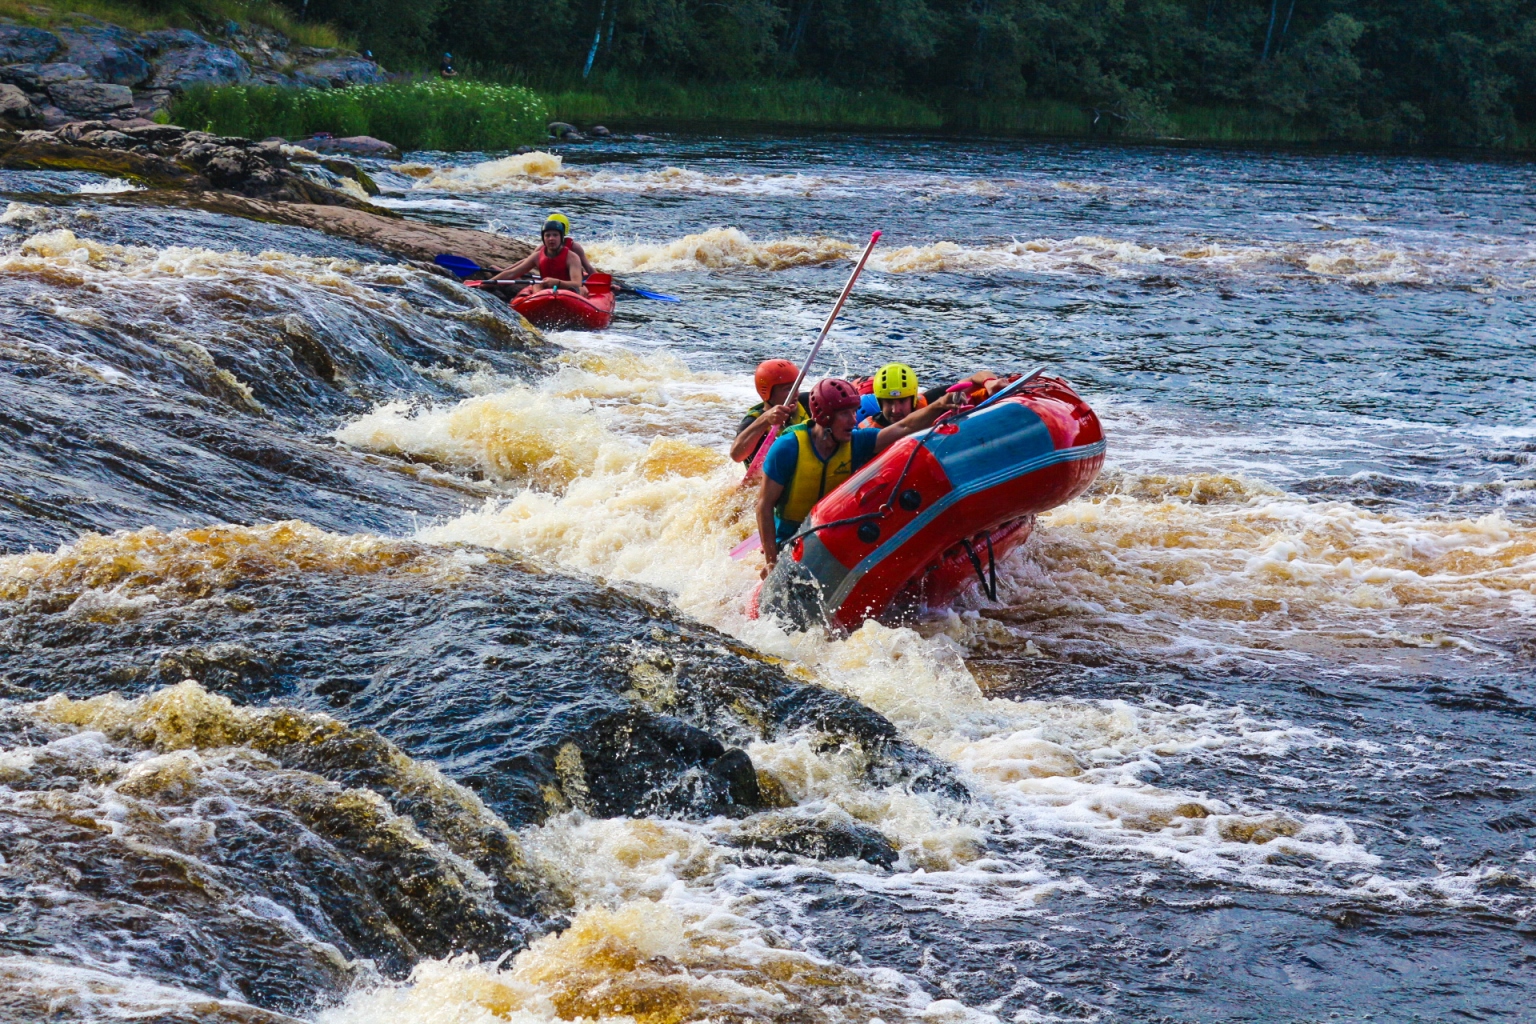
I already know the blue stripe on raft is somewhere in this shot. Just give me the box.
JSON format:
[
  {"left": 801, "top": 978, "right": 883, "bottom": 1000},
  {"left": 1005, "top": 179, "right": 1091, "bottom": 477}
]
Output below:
[
  {"left": 825, "top": 437, "right": 1108, "bottom": 611},
  {"left": 928, "top": 401, "right": 1056, "bottom": 489}
]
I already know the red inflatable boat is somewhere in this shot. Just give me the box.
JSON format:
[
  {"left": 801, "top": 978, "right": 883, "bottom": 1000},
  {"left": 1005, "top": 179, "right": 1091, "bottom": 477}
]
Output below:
[
  {"left": 509, "top": 273, "right": 616, "bottom": 331},
  {"left": 755, "top": 370, "right": 1105, "bottom": 632}
]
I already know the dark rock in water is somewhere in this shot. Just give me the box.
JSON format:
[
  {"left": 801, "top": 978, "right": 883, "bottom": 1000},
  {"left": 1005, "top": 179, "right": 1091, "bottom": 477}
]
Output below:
[
  {"left": 0, "top": 24, "right": 61, "bottom": 64},
  {"left": 1, "top": 61, "right": 88, "bottom": 90},
  {"left": 146, "top": 39, "right": 251, "bottom": 90},
  {"left": 321, "top": 155, "right": 380, "bottom": 194},
  {"left": 0, "top": 82, "right": 39, "bottom": 127},
  {"left": 591, "top": 124, "right": 611, "bottom": 137},
  {"left": 730, "top": 810, "right": 900, "bottom": 866},
  {"left": 295, "top": 56, "right": 385, "bottom": 88},
  {"left": 308, "top": 134, "right": 400, "bottom": 159},
  {"left": 56, "top": 25, "right": 151, "bottom": 86},
  {"left": 0, "top": 547, "right": 964, "bottom": 829},
  {"left": 547, "top": 120, "right": 578, "bottom": 138},
  {"left": 48, "top": 80, "right": 134, "bottom": 115}
]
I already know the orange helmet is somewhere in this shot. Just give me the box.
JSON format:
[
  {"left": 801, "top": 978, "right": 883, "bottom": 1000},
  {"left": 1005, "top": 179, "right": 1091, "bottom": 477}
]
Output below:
[{"left": 754, "top": 358, "right": 798, "bottom": 402}]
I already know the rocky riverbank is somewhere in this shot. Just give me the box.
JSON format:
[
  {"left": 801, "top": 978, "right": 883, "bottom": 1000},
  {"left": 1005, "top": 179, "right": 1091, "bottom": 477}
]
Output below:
[
  {"left": 0, "top": 16, "right": 382, "bottom": 128},
  {"left": 0, "top": 117, "right": 534, "bottom": 269}
]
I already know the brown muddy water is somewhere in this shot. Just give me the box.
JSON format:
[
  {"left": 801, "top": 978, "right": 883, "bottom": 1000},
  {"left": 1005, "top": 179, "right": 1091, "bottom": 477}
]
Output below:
[{"left": 0, "top": 134, "right": 1533, "bottom": 1023}]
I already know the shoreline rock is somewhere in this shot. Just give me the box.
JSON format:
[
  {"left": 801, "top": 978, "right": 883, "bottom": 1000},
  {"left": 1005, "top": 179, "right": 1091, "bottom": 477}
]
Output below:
[
  {"left": 0, "top": 14, "right": 386, "bottom": 127},
  {"left": 0, "top": 119, "right": 533, "bottom": 269}
]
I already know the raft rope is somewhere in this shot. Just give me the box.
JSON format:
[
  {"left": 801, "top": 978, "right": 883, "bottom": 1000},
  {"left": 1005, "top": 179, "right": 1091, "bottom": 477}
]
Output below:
[
  {"left": 780, "top": 367, "right": 1053, "bottom": 553},
  {"left": 959, "top": 531, "right": 999, "bottom": 602}
]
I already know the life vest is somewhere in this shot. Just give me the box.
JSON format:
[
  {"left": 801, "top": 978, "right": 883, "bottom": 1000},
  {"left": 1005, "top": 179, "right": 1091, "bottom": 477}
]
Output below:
[
  {"left": 858, "top": 393, "right": 926, "bottom": 429},
  {"left": 776, "top": 423, "right": 853, "bottom": 525},
  {"left": 537, "top": 238, "right": 573, "bottom": 280},
  {"left": 742, "top": 397, "right": 810, "bottom": 466}
]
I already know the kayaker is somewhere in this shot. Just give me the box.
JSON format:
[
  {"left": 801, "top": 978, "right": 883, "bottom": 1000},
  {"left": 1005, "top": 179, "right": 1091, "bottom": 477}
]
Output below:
[
  {"left": 859, "top": 362, "right": 1002, "bottom": 428},
  {"left": 545, "top": 212, "right": 597, "bottom": 277},
  {"left": 757, "top": 377, "right": 958, "bottom": 576},
  {"left": 731, "top": 358, "right": 810, "bottom": 465},
  {"left": 486, "top": 217, "right": 587, "bottom": 297}
]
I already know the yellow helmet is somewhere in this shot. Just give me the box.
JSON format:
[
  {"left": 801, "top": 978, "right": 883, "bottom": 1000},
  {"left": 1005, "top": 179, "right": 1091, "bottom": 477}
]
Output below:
[
  {"left": 545, "top": 212, "right": 571, "bottom": 235},
  {"left": 872, "top": 362, "right": 918, "bottom": 400}
]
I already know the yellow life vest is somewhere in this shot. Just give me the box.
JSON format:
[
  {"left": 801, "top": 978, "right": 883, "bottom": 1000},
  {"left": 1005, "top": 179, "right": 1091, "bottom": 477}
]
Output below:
[{"left": 777, "top": 423, "right": 853, "bottom": 524}]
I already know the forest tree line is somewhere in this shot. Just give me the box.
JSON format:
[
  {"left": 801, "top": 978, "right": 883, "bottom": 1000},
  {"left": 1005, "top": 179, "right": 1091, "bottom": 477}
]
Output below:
[{"left": 275, "top": 0, "right": 1536, "bottom": 144}]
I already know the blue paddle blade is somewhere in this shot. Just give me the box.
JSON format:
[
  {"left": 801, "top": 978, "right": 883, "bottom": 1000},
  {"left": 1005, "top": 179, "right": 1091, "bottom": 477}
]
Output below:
[
  {"left": 433, "top": 253, "right": 482, "bottom": 277},
  {"left": 625, "top": 286, "right": 682, "bottom": 302}
]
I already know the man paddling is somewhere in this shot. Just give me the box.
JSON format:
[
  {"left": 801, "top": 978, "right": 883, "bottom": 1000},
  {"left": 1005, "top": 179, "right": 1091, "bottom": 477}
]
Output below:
[
  {"left": 487, "top": 217, "right": 587, "bottom": 298},
  {"left": 731, "top": 359, "right": 810, "bottom": 467},
  {"left": 860, "top": 362, "right": 1002, "bottom": 427},
  {"left": 757, "top": 377, "right": 957, "bottom": 576}
]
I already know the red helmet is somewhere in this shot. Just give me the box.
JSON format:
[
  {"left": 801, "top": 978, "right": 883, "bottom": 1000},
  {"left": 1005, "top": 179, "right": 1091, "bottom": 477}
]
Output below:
[
  {"left": 754, "top": 359, "right": 798, "bottom": 403},
  {"left": 809, "top": 377, "right": 861, "bottom": 426}
]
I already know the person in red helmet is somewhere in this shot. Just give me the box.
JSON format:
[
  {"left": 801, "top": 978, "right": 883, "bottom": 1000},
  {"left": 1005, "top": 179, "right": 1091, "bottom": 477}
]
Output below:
[
  {"left": 755, "top": 377, "right": 957, "bottom": 575},
  {"left": 730, "top": 358, "right": 810, "bottom": 466}
]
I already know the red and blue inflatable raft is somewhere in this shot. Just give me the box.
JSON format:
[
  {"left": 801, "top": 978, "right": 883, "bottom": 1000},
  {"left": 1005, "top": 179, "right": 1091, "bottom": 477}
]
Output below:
[{"left": 754, "top": 370, "right": 1105, "bottom": 632}]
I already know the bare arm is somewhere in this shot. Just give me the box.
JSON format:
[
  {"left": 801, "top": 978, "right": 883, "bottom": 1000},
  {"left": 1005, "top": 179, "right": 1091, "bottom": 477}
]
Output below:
[
  {"left": 551, "top": 249, "right": 585, "bottom": 292},
  {"left": 729, "top": 404, "right": 792, "bottom": 462},
  {"left": 569, "top": 238, "right": 597, "bottom": 276},
  {"left": 757, "top": 477, "right": 785, "bottom": 575},
  {"left": 873, "top": 393, "right": 956, "bottom": 455},
  {"left": 488, "top": 253, "right": 538, "bottom": 282}
]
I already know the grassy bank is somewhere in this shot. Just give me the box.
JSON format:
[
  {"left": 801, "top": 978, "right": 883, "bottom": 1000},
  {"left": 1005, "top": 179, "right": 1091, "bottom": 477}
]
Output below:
[
  {"left": 168, "top": 80, "right": 547, "bottom": 151},
  {"left": 546, "top": 76, "right": 942, "bottom": 131},
  {"left": 0, "top": 0, "right": 342, "bottom": 48}
]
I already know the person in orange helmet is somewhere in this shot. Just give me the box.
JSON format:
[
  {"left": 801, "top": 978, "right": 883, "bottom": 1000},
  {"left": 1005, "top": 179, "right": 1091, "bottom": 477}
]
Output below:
[{"left": 730, "top": 358, "right": 811, "bottom": 465}]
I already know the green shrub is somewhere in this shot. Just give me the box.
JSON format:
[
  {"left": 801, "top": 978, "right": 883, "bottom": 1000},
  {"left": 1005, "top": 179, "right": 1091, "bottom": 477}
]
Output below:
[{"left": 168, "top": 79, "right": 548, "bottom": 151}]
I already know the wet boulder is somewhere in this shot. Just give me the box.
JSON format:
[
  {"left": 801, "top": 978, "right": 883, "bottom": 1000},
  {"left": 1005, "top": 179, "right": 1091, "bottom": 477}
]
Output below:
[
  {"left": 48, "top": 81, "right": 134, "bottom": 116},
  {"left": 307, "top": 134, "right": 400, "bottom": 159},
  {"left": 0, "top": 82, "right": 40, "bottom": 127},
  {"left": 56, "top": 25, "right": 150, "bottom": 86},
  {"left": 729, "top": 810, "right": 899, "bottom": 867},
  {"left": 0, "top": 24, "right": 60, "bottom": 64}
]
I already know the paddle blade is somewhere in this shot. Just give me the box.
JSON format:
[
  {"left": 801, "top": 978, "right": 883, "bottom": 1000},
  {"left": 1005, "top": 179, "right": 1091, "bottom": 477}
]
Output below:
[
  {"left": 730, "top": 534, "right": 762, "bottom": 559},
  {"left": 434, "top": 254, "right": 482, "bottom": 278},
  {"left": 625, "top": 286, "right": 682, "bottom": 302}
]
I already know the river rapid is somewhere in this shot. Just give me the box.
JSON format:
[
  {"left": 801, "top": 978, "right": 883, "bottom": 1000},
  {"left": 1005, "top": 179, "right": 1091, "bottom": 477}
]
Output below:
[{"left": 1, "top": 133, "right": 1532, "bottom": 1023}]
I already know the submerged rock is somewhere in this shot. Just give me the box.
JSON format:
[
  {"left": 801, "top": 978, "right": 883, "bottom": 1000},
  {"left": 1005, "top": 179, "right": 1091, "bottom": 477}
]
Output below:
[{"left": 730, "top": 810, "right": 900, "bottom": 866}]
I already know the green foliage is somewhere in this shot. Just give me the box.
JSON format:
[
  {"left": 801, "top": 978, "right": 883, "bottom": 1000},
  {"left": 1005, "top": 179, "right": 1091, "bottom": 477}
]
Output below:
[
  {"left": 167, "top": 80, "right": 548, "bottom": 150},
  {"left": 547, "top": 76, "right": 942, "bottom": 127},
  {"left": 0, "top": 0, "right": 343, "bottom": 47}
]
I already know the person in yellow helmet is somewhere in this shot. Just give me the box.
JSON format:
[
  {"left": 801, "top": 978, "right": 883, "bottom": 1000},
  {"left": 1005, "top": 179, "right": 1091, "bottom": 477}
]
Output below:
[
  {"left": 544, "top": 212, "right": 596, "bottom": 276},
  {"left": 859, "top": 363, "right": 1002, "bottom": 428}
]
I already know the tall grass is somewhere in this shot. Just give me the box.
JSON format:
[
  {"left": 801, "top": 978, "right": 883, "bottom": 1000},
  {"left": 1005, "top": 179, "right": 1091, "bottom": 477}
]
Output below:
[
  {"left": 168, "top": 80, "right": 547, "bottom": 151},
  {"left": 0, "top": 0, "right": 343, "bottom": 48},
  {"left": 546, "top": 76, "right": 942, "bottom": 130}
]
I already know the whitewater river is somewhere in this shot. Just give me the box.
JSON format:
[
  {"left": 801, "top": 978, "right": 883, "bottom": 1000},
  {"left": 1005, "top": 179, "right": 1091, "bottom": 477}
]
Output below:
[{"left": 0, "top": 133, "right": 1532, "bottom": 1023}]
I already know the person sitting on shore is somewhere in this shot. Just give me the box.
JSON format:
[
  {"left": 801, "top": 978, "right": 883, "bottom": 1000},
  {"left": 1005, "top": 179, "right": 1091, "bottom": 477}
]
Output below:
[
  {"left": 757, "top": 377, "right": 959, "bottom": 575},
  {"left": 859, "top": 362, "right": 1002, "bottom": 428},
  {"left": 440, "top": 53, "right": 458, "bottom": 78},
  {"left": 731, "top": 358, "right": 810, "bottom": 467},
  {"left": 486, "top": 218, "right": 586, "bottom": 298}
]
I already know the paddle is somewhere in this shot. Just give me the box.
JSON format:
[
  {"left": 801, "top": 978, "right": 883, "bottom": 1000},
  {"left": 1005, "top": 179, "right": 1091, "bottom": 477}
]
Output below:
[
  {"left": 731, "top": 229, "right": 884, "bottom": 560},
  {"left": 432, "top": 252, "right": 682, "bottom": 301}
]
